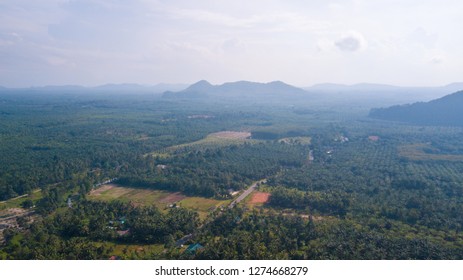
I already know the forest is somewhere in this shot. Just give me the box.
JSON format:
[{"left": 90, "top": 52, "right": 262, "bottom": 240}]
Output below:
[{"left": 2, "top": 89, "right": 463, "bottom": 259}]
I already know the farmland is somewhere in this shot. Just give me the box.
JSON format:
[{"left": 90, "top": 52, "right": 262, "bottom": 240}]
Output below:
[
  {"left": 89, "top": 184, "right": 231, "bottom": 220},
  {"left": 146, "top": 130, "right": 255, "bottom": 157}
]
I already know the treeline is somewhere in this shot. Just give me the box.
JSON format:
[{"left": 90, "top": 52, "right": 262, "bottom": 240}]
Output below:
[{"left": 190, "top": 210, "right": 463, "bottom": 260}]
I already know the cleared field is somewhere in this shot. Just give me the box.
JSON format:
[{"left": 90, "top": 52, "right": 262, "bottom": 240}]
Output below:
[
  {"left": 398, "top": 143, "right": 463, "bottom": 161},
  {"left": 146, "top": 131, "right": 254, "bottom": 157},
  {"left": 209, "top": 131, "right": 251, "bottom": 139},
  {"left": 0, "top": 189, "right": 42, "bottom": 211},
  {"left": 89, "top": 184, "right": 230, "bottom": 220},
  {"left": 248, "top": 192, "right": 271, "bottom": 205},
  {"left": 243, "top": 191, "right": 271, "bottom": 209},
  {"left": 278, "top": 136, "right": 311, "bottom": 145},
  {"left": 179, "top": 197, "right": 231, "bottom": 219}
]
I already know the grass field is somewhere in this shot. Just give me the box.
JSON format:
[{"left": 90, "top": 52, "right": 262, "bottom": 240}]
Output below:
[
  {"left": 146, "top": 130, "right": 256, "bottom": 157},
  {"left": 107, "top": 242, "right": 165, "bottom": 259},
  {"left": 0, "top": 189, "right": 42, "bottom": 211},
  {"left": 398, "top": 143, "right": 463, "bottom": 161},
  {"left": 89, "top": 184, "right": 231, "bottom": 220}
]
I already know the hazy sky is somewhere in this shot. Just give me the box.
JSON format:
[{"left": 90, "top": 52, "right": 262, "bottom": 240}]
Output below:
[{"left": 0, "top": 0, "right": 461, "bottom": 87}]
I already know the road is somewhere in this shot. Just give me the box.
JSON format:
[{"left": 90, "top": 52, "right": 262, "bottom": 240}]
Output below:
[
  {"left": 228, "top": 179, "right": 266, "bottom": 209},
  {"left": 176, "top": 179, "right": 266, "bottom": 247}
]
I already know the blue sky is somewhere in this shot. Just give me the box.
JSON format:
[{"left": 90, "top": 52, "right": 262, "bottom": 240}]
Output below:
[{"left": 0, "top": 0, "right": 461, "bottom": 87}]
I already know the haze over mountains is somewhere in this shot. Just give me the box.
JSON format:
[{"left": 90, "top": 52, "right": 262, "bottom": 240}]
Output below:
[
  {"left": 2, "top": 81, "right": 463, "bottom": 99},
  {"left": 370, "top": 90, "right": 463, "bottom": 126},
  {"left": 3, "top": 81, "right": 463, "bottom": 114},
  {"left": 162, "top": 80, "right": 307, "bottom": 98},
  {"left": 0, "top": 83, "right": 189, "bottom": 93}
]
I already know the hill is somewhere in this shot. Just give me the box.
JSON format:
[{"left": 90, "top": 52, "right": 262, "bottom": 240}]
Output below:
[
  {"left": 162, "top": 80, "right": 307, "bottom": 98},
  {"left": 369, "top": 90, "right": 463, "bottom": 126}
]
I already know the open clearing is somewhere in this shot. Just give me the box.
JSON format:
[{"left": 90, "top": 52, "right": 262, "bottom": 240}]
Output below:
[
  {"left": 248, "top": 192, "right": 271, "bottom": 205},
  {"left": 0, "top": 189, "right": 42, "bottom": 211},
  {"left": 159, "top": 192, "right": 186, "bottom": 203},
  {"left": 278, "top": 136, "right": 311, "bottom": 145},
  {"left": 398, "top": 143, "right": 463, "bottom": 161},
  {"left": 209, "top": 131, "right": 251, "bottom": 139},
  {"left": 89, "top": 184, "right": 230, "bottom": 220},
  {"left": 0, "top": 207, "right": 36, "bottom": 242},
  {"left": 146, "top": 131, "right": 254, "bottom": 157},
  {"left": 170, "top": 130, "right": 252, "bottom": 150}
]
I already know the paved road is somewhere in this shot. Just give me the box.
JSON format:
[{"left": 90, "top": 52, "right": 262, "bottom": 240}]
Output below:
[
  {"left": 176, "top": 179, "right": 266, "bottom": 247},
  {"left": 228, "top": 179, "right": 266, "bottom": 209}
]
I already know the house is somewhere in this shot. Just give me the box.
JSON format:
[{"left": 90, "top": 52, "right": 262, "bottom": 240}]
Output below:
[
  {"left": 116, "top": 229, "right": 130, "bottom": 237},
  {"left": 156, "top": 164, "right": 167, "bottom": 170},
  {"left": 175, "top": 233, "right": 193, "bottom": 247},
  {"left": 185, "top": 243, "right": 204, "bottom": 254}
]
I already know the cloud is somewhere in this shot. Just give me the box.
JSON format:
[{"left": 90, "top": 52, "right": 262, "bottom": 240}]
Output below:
[
  {"left": 335, "top": 31, "right": 367, "bottom": 52},
  {"left": 428, "top": 53, "right": 445, "bottom": 65},
  {"left": 221, "top": 38, "right": 246, "bottom": 54},
  {"left": 408, "top": 27, "right": 438, "bottom": 48}
]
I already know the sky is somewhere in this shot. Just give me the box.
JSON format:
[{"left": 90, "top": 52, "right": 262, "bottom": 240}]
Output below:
[{"left": 0, "top": 0, "right": 461, "bottom": 87}]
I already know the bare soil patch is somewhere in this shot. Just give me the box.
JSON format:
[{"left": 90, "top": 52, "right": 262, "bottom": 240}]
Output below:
[
  {"left": 249, "top": 192, "right": 271, "bottom": 204},
  {"left": 0, "top": 208, "right": 36, "bottom": 242},
  {"left": 159, "top": 192, "right": 186, "bottom": 204}
]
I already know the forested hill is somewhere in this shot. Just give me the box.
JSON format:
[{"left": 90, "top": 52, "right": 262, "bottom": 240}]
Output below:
[
  {"left": 369, "top": 90, "right": 463, "bottom": 126},
  {"left": 162, "top": 80, "right": 307, "bottom": 98}
]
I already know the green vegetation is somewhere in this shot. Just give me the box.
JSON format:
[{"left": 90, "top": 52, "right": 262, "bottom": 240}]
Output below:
[
  {"left": 2, "top": 89, "right": 463, "bottom": 259},
  {"left": 370, "top": 90, "right": 463, "bottom": 126}
]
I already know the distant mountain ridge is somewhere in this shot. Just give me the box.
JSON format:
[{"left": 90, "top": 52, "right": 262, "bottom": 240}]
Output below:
[
  {"left": 369, "top": 90, "right": 463, "bottom": 126},
  {"left": 307, "top": 82, "right": 463, "bottom": 92},
  {"left": 0, "top": 83, "right": 188, "bottom": 93},
  {"left": 162, "top": 80, "right": 307, "bottom": 98}
]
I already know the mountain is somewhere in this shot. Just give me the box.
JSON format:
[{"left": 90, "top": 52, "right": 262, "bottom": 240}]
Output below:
[
  {"left": 307, "top": 82, "right": 463, "bottom": 93},
  {"left": 94, "top": 83, "right": 150, "bottom": 91},
  {"left": 369, "top": 90, "right": 463, "bottom": 126},
  {"left": 307, "top": 83, "right": 402, "bottom": 92},
  {"left": 162, "top": 80, "right": 307, "bottom": 98},
  {"left": 94, "top": 83, "right": 188, "bottom": 92}
]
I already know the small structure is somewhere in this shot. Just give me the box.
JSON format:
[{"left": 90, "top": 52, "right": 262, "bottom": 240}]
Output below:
[
  {"left": 175, "top": 234, "right": 194, "bottom": 247},
  {"left": 185, "top": 243, "right": 204, "bottom": 254},
  {"left": 116, "top": 229, "right": 130, "bottom": 237},
  {"left": 335, "top": 135, "right": 349, "bottom": 143},
  {"left": 228, "top": 189, "right": 239, "bottom": 196},
  {"left": 156, "top": 164, "right": 167, "bottom": 170},
  {"left": 368, "top": 135, "right": 380, "bottom": 141},
  {"left": 308, "top": 150, "right": 314, "bottom": 161}
]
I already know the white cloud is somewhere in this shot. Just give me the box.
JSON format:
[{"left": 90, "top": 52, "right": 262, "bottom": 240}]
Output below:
[
  {"left": 429, "top": 56, "right": 444, "bottom": 64},
  {"left": 221, "top": 38, "right": 246, "bottom": 54},
  {"left": 0, "top": 0, "right": 462, "bottom": 86},
  {"left": 335, "top": 31, "right": 367, "bottom": 52}
]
